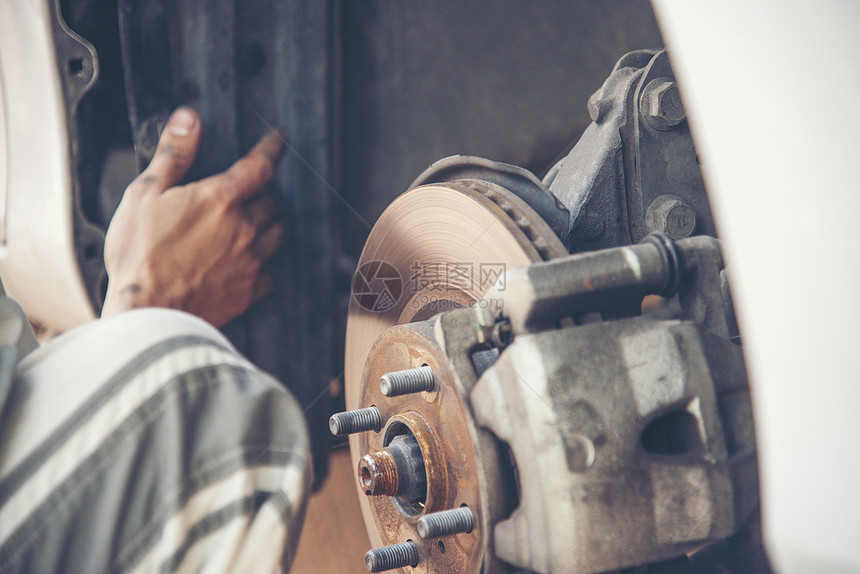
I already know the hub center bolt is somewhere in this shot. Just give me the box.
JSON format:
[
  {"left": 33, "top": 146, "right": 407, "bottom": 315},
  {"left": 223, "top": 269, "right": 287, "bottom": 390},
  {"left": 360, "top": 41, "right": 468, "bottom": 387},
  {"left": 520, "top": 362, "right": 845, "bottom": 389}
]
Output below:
[
  {"left": 364, "top": 541, "right": 419, "bottom": 572},
  {"left": 359, "top": 449, "right": 398, "bottom": 496},
  {"left": 359, "top": 433, "right": 427, "bottom": 502},
  {"left": 379, "top": 366, "right": 436, "bottom": 397}
]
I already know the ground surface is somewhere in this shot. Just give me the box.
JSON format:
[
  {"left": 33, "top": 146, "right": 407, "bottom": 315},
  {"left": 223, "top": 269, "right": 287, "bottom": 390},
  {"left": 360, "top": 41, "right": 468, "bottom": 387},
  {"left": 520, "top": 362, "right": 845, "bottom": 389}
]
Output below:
[{"left": 292, "top": 445, "right": 370, "bottom": 573}]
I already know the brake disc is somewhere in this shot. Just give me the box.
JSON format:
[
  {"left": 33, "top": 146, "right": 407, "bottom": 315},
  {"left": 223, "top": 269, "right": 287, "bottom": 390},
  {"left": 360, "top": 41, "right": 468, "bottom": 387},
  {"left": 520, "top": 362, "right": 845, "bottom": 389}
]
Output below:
[{"left": 344, "top": 179, "right": 566, "bottom": 572}]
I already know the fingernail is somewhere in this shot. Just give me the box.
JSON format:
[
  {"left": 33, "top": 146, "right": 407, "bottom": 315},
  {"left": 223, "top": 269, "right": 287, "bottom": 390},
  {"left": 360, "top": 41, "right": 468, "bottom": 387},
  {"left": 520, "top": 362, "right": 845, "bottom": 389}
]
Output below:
[{"left": 167, "top": 107, "right": 196, "bottom": 136}]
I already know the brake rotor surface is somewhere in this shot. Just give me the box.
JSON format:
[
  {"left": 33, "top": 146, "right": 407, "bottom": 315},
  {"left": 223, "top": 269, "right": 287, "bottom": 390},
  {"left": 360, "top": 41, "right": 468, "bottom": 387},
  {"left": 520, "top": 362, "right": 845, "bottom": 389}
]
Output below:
[{"left": 344, "top": 179, "right": 566, "bottom": 568}]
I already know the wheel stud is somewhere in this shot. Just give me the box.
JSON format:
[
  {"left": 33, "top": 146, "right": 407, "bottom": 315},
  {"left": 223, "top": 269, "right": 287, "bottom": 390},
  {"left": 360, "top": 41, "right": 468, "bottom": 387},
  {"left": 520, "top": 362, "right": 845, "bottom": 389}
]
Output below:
[
  {"left": 329, "top": 406, "right": 382, "bottom": 436},
  {"left": 364, "top": 541, "right": 419, "bottom": 572},
  {"left": 417, "top": 507, "right": 474, "bottom": 539},
  {"left": 379, "top": 366, "right": 435, "bottom": 397}
]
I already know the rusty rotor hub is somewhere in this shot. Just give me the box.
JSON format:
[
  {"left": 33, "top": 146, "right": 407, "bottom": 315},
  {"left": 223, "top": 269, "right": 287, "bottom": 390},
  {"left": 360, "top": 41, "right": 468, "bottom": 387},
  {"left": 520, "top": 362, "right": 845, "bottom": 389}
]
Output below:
[
  {"left": 343, "top": 181, "right": 567, "bottom": 572},
  {"left": 356, "top": 322, "right": 479, "bottom": 572}
]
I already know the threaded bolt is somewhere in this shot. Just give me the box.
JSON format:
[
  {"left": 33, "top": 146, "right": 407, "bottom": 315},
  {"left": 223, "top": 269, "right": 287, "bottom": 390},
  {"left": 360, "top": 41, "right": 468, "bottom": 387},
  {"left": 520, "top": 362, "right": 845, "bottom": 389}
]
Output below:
[
  {"left": 416, "top": 507, "right": 474, "bottom": 539},
  {"left": 329, "top": 406, "right": 383, "bottom": 436},
  {"left": 359, "top": 449, "right": 399, "bottom": 496},
  {"left": 364, "top": 541, "right": 419, "bottom": 572},
  {"left": 379, "top": 366, "right": 435, "bottom": 397}
]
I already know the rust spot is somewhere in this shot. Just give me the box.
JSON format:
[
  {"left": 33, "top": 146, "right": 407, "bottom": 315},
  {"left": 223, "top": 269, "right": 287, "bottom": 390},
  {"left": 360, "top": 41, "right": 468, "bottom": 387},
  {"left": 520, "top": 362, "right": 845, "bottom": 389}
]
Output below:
[{"left": 359, "top": 450, "right": 399, "bottom": 496}]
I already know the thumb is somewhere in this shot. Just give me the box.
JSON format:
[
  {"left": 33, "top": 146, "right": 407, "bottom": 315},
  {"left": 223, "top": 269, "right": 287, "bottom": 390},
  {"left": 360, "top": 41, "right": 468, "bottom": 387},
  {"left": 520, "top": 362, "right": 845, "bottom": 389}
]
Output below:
[{"left": 139, "top": 107, "right": 202, "bottom": 191}]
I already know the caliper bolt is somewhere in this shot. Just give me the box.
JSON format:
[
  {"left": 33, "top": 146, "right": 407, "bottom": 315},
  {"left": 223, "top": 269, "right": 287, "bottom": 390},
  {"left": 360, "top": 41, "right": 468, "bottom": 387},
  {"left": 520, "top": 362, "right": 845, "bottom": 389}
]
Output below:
[
  {"left": 646, "top": 194, "right": 697, "bottom": 240},
  {"left": 329, "top": 406, "right": 382, "bottom": 436},
  {"left": 640, "top": 77, "right": 686, "bottom": 131},
  {"left": 379, "top": 366, "right": 435, "bottom": 397},
  {"left": 364, "top": 541, "right": 420, "bottom": 572},
  {"left": 417, "top": 507, "right": 474, "bottom": 539}
]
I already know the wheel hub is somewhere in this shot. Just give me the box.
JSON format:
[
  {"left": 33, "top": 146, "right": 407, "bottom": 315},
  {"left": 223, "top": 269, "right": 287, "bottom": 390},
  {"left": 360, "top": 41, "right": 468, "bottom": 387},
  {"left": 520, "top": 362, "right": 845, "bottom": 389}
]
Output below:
[{"left": 343, "top": 180, "right": 567, "bottom": 572}]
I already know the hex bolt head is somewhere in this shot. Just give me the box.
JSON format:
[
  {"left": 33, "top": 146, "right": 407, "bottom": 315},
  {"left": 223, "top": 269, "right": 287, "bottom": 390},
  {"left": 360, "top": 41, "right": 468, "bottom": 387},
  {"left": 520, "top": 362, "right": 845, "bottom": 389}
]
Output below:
[
  {"left": 646, "top": 194, "right": 697, "bottom": 240},
  {"left": 137, "top": 115, "right": 168, "bottom": 157},
  {"left": 364, "top": 541, "right": 420, "bottom": 572},
  {"left": 379, "top": 366, "right": 435, "bottom": 397},
  {"left": 329, "top": 406, "right": 383, "bottom": 436},
  {"left": 640, "top": 78, "right": 686, "bottom": 131},
  {"left": 416, "top": 507, "right": 474, "bottom": 539}
]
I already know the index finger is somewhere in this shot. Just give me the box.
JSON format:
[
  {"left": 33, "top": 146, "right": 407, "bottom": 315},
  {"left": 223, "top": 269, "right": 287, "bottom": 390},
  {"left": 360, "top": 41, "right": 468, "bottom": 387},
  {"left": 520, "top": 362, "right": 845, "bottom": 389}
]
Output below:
[{"left": 203, "top": 129, "right": 287, "bottom": 204}]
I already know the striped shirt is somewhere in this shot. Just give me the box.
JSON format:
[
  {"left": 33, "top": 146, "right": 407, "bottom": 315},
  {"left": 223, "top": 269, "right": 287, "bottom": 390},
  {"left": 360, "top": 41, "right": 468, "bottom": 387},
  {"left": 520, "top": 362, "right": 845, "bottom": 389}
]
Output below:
[{"left": 0, "top": 307, "right": 311, "bottom": 573}]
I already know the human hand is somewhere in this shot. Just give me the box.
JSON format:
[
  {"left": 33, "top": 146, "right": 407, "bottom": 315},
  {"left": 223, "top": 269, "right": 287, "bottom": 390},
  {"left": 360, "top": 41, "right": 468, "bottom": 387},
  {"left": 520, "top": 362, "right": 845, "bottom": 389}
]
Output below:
[{"left": 101, "top": 107, "right": 286, "bottom": 326}]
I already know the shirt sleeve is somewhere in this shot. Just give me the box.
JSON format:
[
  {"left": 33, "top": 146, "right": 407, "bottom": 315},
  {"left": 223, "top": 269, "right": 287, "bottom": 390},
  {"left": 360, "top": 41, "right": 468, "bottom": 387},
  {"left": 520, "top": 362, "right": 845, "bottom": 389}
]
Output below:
[{"left": 0, "top": 308, "right": 311, "bottom": 574}]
